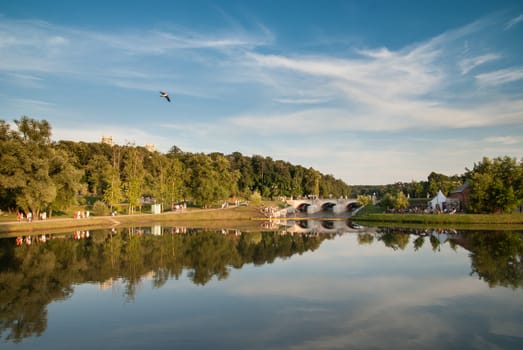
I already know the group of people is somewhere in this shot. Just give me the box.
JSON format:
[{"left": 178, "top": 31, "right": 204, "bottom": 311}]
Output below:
[
  {"left": 17, "top": 211, "right": 32, "bottom": 222},
  {"left": 73, "top": 210, "right": 90, "bottom": 219},
  {"left": 172, "top": 203, "right": 187, "bottom": 212},
  {"left": 16, "top": 211, "right": 47, "bottom": 222}
]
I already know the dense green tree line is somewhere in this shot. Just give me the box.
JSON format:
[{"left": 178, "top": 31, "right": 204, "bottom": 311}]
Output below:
[
  {"left": 353, "top": 157, "right": 523, "bottom": 214},
  {"left": 465, "top": 156, "right": 523, "bottom": 213},
  {"left": 2, "top": 117, "right": 521, "bottom": 215},
  {"left": 0, "top": 117, "right": 83, "bottom": 218},
  {"left": 0, "top": 117, "right": 350, "bottom": 215},
  {"left": 351, "top": 172, "right": 463, "bottom": 201}
]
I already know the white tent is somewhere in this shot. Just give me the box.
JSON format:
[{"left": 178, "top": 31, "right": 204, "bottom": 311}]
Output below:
[{"left": 428, "top": 190, "right": 447, "bottom": 212}]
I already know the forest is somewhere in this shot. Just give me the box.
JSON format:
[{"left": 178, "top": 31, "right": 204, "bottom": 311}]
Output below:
[
  {"left": 2, "top": 116, "right": 522, "bottom": 216},
  {"left": 0, "top": 116, "right": 351, "bottom": 217}
]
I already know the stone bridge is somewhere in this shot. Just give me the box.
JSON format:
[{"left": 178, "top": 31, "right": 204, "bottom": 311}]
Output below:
[{"left": 286, "top": 198, "right": 359, "bottom": 214}]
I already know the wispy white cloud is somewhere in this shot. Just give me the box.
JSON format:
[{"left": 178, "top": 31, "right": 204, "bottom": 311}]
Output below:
[
  {"left": 13, "top": 98, "right": 56, "bottom": 108},
  {"left": 273, "top": 97, "right": 329, "bottom": 105},
  {"left": 459, "top": 53, "right": 501, "bottom": 74},
  {"left": 504, "top": 13, "right": 523, "bottom": 30},
  {"left": 475, "top": 67, "right": 523, "bottom": 86},
  {"left": 484, "top": 136, "right": 521, "bottom": 145},
  {"left": 2, "top": 10, "right": 523, "bottom": 185},
  {"left": 0, "top": 17, "right": 271, "bottom": 93},
  {"left": 4, "top": 72, "right": 45, "bottom": 88}
]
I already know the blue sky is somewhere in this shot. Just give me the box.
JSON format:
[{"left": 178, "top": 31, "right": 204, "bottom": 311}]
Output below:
[{"left": 1, "top": 0, "right": 522, "bottom": 185}]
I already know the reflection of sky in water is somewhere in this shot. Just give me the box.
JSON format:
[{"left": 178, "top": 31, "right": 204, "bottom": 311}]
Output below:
[{"left": 7, "top": 234, "right": 523, "bottom": 350}]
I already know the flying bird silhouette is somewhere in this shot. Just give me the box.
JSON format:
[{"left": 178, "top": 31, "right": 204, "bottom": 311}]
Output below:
[{"left": 160, "top": 91, "right": 171, "bottom": 102}]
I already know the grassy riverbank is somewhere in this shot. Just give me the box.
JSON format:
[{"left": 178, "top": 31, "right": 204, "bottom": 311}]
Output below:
[
  {"left": 354, "top": 212, "right": 523, "bottom": 228},
  {"left": 0, "top": 205, "right": 267, "bottom": 235},
  {"left": 3, "top": 204, "right": 523, "bottom": 235}
]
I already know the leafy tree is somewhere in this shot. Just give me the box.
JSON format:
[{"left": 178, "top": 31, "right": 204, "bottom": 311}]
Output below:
[
  {"left": 409, "top": 180, "right": 425, "bottom": 198},
  {"left": 228, "top": 152, "right": 255, "bottom": 195},
  {"left": 147, "top": 153, "right": 184, "bottom": 209},
  {"left": 0, "top": 117, "right": 57, "bottom": 217},
  {"left": 122, "top": 145, "right": 145, "bottom": 214},
  {"left": 379, "top": 193, "right": 395, "bottom": 210},
  {"left": 48, "top": 149, "right": 83, "bottom": 216},
  {"left": 465, "top": 156, "right": 523, "bottom": 213},
  {"left": 304, "top": 167, "right": 321, "bottom": 197},
  {"left": 103, "top": 147, "right": 123, "bottom": 212},
  {"left": 85, "top": 154, "right": 112, "bottom": 196},
  {"left": 209, "top": 152, "right": 240, "bottom": 201},
  {"left": 427, "top": 172, "right": 461, "bottom": 196},
  {"left": 394, "top": 192, "right": 410, "bottom": 210},
  {"left": 92, "top": 200, "right": 109, "bottom": 216},
  {"left": 14, "top": 116, "right": 51, "bottom": 144},
  {"left": 185, "top": 153, "right": 232, "bottom": 207},
  {"left": 357, "top": 194, "right": 372, "bottom": 214}
]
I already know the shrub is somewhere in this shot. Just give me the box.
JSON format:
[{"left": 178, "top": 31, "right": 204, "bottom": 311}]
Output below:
[
  {"left": 249, "top": 190, "right": 262, "bottom": 205},
  {"left": 92, "top": 200, "right": 109, "bottom": 216}
]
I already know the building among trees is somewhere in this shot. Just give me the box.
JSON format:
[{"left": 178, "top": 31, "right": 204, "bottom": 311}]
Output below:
[
  {"left": 101, "top": 135, "right": 114, "bottom": 146},
  {"left": 448, "top": 183, "right": 470, "bottom": 211}
]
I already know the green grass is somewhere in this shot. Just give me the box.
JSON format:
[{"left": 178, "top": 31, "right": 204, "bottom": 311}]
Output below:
[
  {"left": 4, "top": 202, "right": 523, "bottom": 235},
  {"left": 0, "top": 204, "right": 267, "bottom": 235},
  {"left": 354, "top": 212, "right": 523, "bottom": 227}
]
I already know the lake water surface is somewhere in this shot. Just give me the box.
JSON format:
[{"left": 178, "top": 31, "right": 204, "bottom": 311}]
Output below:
[{"left": 1, "top": 224, "right": 522, "bottom": 349}]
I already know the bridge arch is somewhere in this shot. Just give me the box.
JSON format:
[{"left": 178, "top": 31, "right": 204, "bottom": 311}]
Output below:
[
  {"left": 346, "top": 202, "right": 360, "bottom": 212},
  {"left": 296, "top": 203, "right": 311, "bottom": 212},
  {"left": 287, "top": 198, "right": 359, "bottom": 214},
  {"left": 321, "top": 202, "right": 337, "bottom": 212}
]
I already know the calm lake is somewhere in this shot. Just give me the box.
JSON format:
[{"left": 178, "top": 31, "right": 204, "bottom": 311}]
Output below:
[{"left": 1, "top": 222, "right": 522, "bottom": 349}]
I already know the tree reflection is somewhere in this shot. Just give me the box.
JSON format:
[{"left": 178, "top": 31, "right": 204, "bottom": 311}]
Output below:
[
  {"left": 376, "top": 228, "right": 410, "bottom": 250},
  {"left": 413, "top": 236, "right": 425, "bottom": 251},
  {"left": 357, "top": 233, "right": 374, "bottom": 245},
  {"left": 466, "top": 231, "right": 523, "bottom": 289},
  {"left": 0, "top": 229, "right": 328, "bottom": 342},
  {"left": 1, "top": 227, "right": 522, "bottom": 343},
  {"left": 0, "top": 240, "right": 72, "bottom": 343},
  {"left": 373, "top": 227, "right": 523, "bottom": 288}
]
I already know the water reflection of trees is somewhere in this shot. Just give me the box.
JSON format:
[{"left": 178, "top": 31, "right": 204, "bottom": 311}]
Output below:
[
  {"left": 466, "top": 231, "right": 523, "bottom": 289},
  {"left": 0, "top": 229, "right": 329, "bottom": 342},
  {"left": 2, "top": 227, "right": 522, "bottom": 343},
  {"left": 365, "top": 228, "right": 523, "bottom": 289}
]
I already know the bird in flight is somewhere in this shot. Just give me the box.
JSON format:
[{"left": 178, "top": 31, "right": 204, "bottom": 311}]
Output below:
[{"left": 160, "top": 91, "right": 171, "bottom": 102}]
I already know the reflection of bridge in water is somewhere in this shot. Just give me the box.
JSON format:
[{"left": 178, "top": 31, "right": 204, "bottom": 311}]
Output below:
[
  {"left": 286, "top": 198, "right": 360, "bottom": 214},
  {"left": 262, "top": 218, "right": 373, "bottom": 235}
]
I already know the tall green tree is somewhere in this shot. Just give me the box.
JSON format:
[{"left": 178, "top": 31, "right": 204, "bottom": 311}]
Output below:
[
  {"left": 357, "top": 194, "right": 372, "bottom": 214},
  {"left": 48, "top": 149, "right": 83, "bottom": 216},
  {"left": 465, "top": 156, "right": 523, "bottom": 213},
  {"left": 394, "top": 191, "right": 410, "bottom": 210},
  {"left": 122, "top": 145, "right": 145, "bottom": 214},
  {"left": 427, "top": 172, "right": 461, "bottom": 196},
  {"left": 0, "top": 117, "right": 59, "bottom": 217},
  {"left": 304, "top": 167, "right": 321, "bottom": 197},
  {"left": 103, "top": 147, "right": 123, "bottom": 212},
  {"left": 148, "top": 153, "right": 184, "bottom": 209},
  {"left": 85, "top": 154, "right": 112, "bottom": 196}
]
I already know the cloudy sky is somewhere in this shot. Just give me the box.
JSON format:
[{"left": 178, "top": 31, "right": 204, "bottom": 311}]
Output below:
[{"left": 1, "top": 0, "right": 522, "bottom": 185}]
